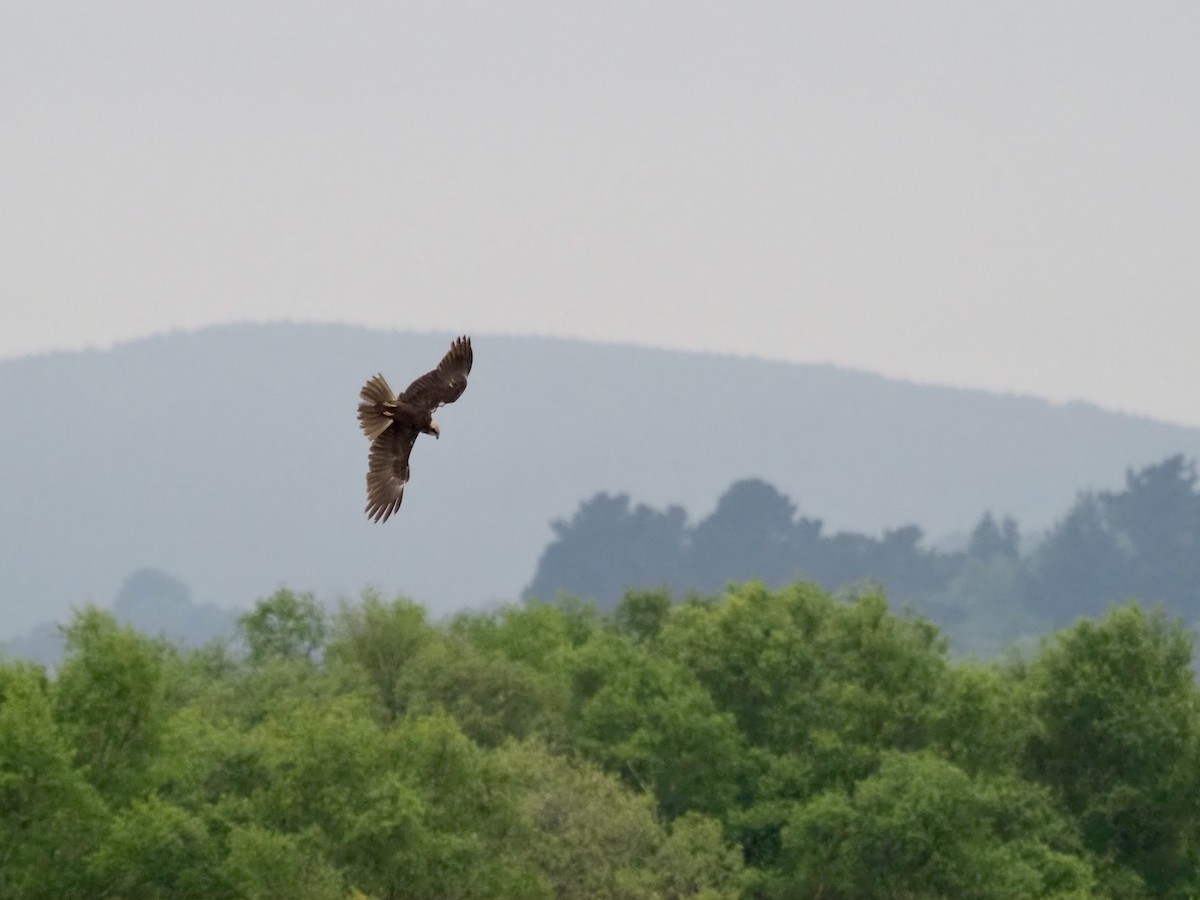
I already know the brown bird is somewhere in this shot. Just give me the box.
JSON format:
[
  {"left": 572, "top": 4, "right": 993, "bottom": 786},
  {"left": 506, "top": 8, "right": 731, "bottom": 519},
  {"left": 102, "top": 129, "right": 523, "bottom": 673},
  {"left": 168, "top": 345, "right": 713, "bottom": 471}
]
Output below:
[{"left": 357, "top": 336, "right": 473, "bottom": 522}]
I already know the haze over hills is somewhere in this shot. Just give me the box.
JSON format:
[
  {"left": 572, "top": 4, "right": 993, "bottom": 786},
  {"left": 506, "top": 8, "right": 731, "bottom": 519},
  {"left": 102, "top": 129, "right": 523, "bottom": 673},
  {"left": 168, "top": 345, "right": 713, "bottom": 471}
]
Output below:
[{"left": 3, "top": 322, "right": 1200, "bottom": 640}]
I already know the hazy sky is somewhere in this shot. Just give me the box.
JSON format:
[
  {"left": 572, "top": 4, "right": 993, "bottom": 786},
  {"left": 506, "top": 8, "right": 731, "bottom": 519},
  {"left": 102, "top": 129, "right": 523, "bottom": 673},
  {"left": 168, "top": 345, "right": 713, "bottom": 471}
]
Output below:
[{"left": 4, "top": 2, "right": 1199, "bottom": 425}]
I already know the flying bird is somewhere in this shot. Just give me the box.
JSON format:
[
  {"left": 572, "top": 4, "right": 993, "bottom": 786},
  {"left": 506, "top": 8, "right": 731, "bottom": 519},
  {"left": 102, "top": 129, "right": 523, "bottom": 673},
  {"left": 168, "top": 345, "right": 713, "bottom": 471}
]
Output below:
[{"left": 357, "top": 336, "right": 473, "bottom": 522}]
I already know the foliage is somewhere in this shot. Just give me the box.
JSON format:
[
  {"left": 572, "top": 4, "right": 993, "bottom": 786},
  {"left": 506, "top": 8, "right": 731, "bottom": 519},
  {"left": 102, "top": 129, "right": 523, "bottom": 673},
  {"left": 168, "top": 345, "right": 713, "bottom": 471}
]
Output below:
[
  {"left": 0, "top": 663, "right": 106, "bottom": 897},
  {"left": 54, "top": 607, "right": 171, "bottom": 801},
  {"left": 325, "top": 590, "right": 434, "bottom": 722},
  {"left": 222, "top": 825, "right": 344, "bottom": 900},
  {"left": 4, "top": 581, "right": 1200, "bottom": 898},
  {"left": 567, "top": 631, "right": 745, "bottom": 818},
  {"left": 87, "top": 794, "right": 227, "bottom": 898},
  {"left": 237, "top": 587, "right": 327, "bottom": 666},
  {"left": 778, "top": 752, "right": 1094, "bottom": 899},
  {"left": 1021, "top": 604, "right": 1200, "bottom": 894},
  {"left": 493, "top": 740, "right": 743, "bottom": 899}
]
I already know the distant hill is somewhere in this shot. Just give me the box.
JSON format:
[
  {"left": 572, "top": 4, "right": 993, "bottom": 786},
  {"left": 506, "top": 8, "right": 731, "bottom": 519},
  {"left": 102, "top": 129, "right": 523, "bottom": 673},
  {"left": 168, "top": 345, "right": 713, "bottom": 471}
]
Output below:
[
  {"left": 3, "top": 322, "right": 1200, "bottom": 639},
  {"left": 3, "top": 567, "right": 236, "bottom": 666}
]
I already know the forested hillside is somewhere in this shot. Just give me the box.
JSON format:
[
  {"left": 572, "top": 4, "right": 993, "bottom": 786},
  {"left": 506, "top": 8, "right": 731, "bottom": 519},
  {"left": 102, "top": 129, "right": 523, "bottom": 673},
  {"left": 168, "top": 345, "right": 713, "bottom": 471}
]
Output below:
[
  {"left": 528, "top": 455, "right": 1200, "bottom": 656},
  {"left": 6, "top": 323, "right": 1200, "bottom": 639},
  {"left": 3, "top": 583, "right": 1198, "bottom": 898}
]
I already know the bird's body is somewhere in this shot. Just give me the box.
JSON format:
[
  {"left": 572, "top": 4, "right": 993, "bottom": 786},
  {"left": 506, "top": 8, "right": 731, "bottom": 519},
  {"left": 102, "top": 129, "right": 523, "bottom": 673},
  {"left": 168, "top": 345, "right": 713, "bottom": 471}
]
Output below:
[{"left": 357, "top": 336, "right": 473, "bottom": 522}]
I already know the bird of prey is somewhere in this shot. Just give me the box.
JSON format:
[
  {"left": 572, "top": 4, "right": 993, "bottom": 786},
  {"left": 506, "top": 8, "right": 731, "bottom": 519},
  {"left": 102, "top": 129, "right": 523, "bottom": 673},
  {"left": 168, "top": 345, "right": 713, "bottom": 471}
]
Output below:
[{"left": 356, "top": 336, "right": 473, "bottom": 522}]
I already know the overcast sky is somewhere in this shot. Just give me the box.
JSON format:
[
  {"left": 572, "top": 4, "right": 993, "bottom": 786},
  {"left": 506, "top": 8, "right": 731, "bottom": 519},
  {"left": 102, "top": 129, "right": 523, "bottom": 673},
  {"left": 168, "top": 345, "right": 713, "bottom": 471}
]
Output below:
[{"left": 4, "top": 2, "right": 1199, "bottom": 425}]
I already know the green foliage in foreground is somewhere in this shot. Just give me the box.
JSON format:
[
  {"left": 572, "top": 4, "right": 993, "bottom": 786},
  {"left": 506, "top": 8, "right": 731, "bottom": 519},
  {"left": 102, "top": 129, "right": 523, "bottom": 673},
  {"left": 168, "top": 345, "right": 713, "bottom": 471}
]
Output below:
[{"left": 3, "top": 584, "right": 1200, "bottom": 898}]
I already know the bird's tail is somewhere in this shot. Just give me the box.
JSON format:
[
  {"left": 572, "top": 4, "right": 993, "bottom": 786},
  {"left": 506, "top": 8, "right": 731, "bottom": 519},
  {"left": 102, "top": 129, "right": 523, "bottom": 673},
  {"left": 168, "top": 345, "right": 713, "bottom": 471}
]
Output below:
[{"left": 357, "top": 374, "right": 396, "bottom": 441}]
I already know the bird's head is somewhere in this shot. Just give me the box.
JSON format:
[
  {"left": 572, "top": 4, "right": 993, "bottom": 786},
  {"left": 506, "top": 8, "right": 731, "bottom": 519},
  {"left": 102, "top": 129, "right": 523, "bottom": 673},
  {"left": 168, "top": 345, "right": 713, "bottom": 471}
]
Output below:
[{"left": 426, "top": 420, "right": 441, "bottom": 439}]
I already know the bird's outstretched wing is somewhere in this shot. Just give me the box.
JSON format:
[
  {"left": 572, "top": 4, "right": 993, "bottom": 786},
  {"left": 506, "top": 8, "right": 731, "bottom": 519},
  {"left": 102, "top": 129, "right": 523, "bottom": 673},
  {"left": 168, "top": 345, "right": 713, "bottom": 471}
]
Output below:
[
  {"left": 364, "top": 423, "right": 418, "bottom": 523},
  {"left": 400, "top": 336, "right": 473, "bottom": 412}
]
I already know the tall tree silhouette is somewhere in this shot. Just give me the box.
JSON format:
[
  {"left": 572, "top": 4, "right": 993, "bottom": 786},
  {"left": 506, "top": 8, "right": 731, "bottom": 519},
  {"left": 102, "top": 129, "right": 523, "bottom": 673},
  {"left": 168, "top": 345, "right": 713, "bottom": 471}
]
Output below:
[
  {"left": 524, "top": 493, "right": 688, "bottom": 608},
  {"left": 687, "top": 479, "right": 803, "bottom": 592}
]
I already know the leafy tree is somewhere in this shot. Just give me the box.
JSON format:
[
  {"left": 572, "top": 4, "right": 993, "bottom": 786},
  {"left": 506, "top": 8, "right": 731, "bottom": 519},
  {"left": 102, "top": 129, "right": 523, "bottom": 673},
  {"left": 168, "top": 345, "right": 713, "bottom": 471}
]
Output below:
[
  {"left": 817, "top": 590, "right": 947, "bottom": 753},
  {"left": 0, "top": 662, "right": 106, "bottom": 897},
  {"left": 222, "top": 824, "right": 344, "bottom": 900},
  {"left": 237, "top": 588, "right": 326, "bottom": 665},
  {"left": 567, "top": 631, "right": 746, "bottom": 818},
  {"left": 778, "top": 751, "right": 1094, "bottom": 899},
  {"left": 496, "top": 739, "right": 660, "bottom": 899},
  {"left": 398, "top": 636, "right": 568, "bottom": 747},
  {"left": 88, "top": 793, "right": 228, "bottom": 899},
  {"left": 613, "top": 588, "right": 673, "bottom": 644},
  {"left": 1021, "top": 604, "right": 1200, "bottom": 894},
  {"left": 326, "top": 590, "right": 435, "bottom": 722},
  {"left": 248, "top": 694, "right": 538, "bottom": 898},
  {"left": 662, "top": 583, "right": 945, "bottom": 766},
  {"left": 250, "top": 693, "right": 388, "bottom": 843},
  {"left": 17, "top": 576, "right": 1200, "bottom": 896},
  {"left": 452, "top": 598, "right": 599, "bottom": 673},
  {"left": 364, "top": 712, "right": 540, "bottom": 898},
  {"left": 661, "top": 581, "right": 839, "bottom": 752},
  {"left": 146, "top": 705, "right": 266, "bottom": 815},
  {"left": 659, "top": 582, "right": 955, "bottom": 871},
  {"left": 54, "top": 607, "right": 170, "bottom": 801},
  {"left": 653, "top": 812, "right": 745, "bottom": 900},
  {"left": 494, "top": 739, "right": 742, "bottom": 899},
  {"left": 929, "top": 661, "right": 1031, "bottom": 776}
]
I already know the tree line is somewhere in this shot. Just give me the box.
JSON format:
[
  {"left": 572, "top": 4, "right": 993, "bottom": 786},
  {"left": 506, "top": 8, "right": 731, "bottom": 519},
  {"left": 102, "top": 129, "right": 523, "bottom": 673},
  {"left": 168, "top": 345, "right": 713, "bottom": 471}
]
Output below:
[
  {"left": 4, "top": 580, "right": 1200, "bottom": 897},
  {"left": 527, "top": 455, "right": 1200, "bottom": 655}
]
